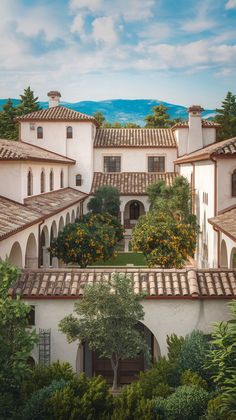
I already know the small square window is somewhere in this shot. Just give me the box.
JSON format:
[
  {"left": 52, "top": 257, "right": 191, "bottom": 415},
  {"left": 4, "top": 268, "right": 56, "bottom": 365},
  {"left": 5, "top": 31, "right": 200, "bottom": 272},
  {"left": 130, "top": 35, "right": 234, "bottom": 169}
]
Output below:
[
  {"left": 148, "top": 156, "right": 165, "bottom": 172},
  {"left": 104, "top": 156, "right": 121, "bottom": 172}
]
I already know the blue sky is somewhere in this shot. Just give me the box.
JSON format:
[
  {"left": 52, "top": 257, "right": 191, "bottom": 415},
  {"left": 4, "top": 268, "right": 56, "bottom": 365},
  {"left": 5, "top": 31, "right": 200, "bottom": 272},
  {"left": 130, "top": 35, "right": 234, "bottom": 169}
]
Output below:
[{"left": 0, "top": 0, "right": 236, "bottom": 107}]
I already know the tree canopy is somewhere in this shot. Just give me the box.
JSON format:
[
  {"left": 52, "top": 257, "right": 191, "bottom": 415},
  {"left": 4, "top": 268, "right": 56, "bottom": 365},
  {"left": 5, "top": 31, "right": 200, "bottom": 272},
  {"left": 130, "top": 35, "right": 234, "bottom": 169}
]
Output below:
[
  {"left": 17, "top": 86, "right": 41, "bottom": 115},
  {"left": 50, "top": 212, "right": 123, "bottom": 267},
  {"left": 145, "top": 105, "right": 172, "bottom": 128},
  {"left": 87, "top": 185, "right": 121, "bottom": 217},
  {"left": 215, "top": 91, "right": 236, "bottom": 141},
  {"left": 59, "top": 272, "right": 149, "bottom": 391}
]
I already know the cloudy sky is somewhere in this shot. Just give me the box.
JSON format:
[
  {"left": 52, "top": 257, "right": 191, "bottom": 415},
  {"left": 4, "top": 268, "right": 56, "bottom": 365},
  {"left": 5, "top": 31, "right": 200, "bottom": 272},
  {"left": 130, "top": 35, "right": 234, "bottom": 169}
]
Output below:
[{"left": 1, "top": 0, "right": 236, "bottom": 107}]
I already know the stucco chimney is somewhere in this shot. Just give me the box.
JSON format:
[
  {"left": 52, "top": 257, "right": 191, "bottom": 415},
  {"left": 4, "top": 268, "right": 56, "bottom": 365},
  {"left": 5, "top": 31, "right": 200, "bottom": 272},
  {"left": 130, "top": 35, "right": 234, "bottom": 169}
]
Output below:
[
  {"left": 187, "top": 105, "right": 204, "bottom": 153},
  {"left": 47, "top": 91, "right": 61, "bottom": 108}
]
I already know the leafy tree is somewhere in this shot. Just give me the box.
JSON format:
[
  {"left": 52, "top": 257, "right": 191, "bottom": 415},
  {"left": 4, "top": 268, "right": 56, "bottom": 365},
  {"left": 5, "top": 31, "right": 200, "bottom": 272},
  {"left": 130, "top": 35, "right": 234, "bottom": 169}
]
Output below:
[
  {"left": 50, "top": 212, "right": 123, "bottom": 267},
  {"left": 207, "top": 300, "right": 236, "bottom": 417},
  {"left": 215, "top": 91, "right": 236, "bottom": 141},
  {"left": 0, "top": 261, "right": 38, "bottom": 418},
  {"left": 0, "top": 99, "right": 18, "bottom": 140},
  {"left": 145, "top": 104, "right": 173, "bottom": 128},
  {"left": 93, "top": 111, "right": 106, "bottom": 127},
  {"left": 59, "top": 273, "right": 149, "bottom": 391},
  {"left": 17, "top": 86, "right": 41, "bottom": 115},
  {"left": 123, "top": 122, "right": 140, "bottom": 128},
  {"left": 87, "top": 186, "right": 121, "bottom": 217}
]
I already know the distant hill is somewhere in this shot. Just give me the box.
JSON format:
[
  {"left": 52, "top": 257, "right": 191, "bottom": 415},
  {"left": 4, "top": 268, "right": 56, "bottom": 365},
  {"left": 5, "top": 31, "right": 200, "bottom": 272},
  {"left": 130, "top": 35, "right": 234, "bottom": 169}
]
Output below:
[{"left": 0, "top": 98, "right": 215, "bottom": 126}]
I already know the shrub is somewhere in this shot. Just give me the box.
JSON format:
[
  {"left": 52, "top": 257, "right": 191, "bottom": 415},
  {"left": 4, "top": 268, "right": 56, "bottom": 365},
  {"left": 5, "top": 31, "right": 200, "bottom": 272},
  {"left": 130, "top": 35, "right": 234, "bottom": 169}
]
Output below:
[
  {"left": 137, "top": 358, "right": 176, "bottom": 397},
  {"left": 181, "top": 369, "right": 208, "bottom": 390},
  {"left": 154, "top": 385, "right": 209, "bottom": 420},
  {"left": 205, "top": 395, "right": 236, "bottom": 420},
  {"left": 177, "top": 330, "right": 210, "bottom": 378}
]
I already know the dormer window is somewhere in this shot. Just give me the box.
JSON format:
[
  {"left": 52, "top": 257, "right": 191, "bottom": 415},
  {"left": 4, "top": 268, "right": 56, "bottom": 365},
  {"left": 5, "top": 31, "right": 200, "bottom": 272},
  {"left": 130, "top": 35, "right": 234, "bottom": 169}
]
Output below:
[
  {"left": 27, "top": 169, "right": 33, "bottom": 196},
  {"left": 66, "top": 126, "right": 73, "bottom": 139},
  {"left": 232, "top": 170, "right": 236, "bottom": 197},
  {"left": 50, "top": 169, "right": 54, "bottom": 191},
  {"left": 76, "top": 174, "right": 82, "bottom": 186},
  {"left": 37, "top": 126, "right": 43, "bottom": 139}
]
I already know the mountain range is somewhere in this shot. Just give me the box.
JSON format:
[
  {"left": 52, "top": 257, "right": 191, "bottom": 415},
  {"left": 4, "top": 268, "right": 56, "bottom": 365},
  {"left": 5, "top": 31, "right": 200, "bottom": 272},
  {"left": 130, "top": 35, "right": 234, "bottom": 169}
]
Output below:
[{"left": 0, "top": 98, "right": 215, "bottom": 126}]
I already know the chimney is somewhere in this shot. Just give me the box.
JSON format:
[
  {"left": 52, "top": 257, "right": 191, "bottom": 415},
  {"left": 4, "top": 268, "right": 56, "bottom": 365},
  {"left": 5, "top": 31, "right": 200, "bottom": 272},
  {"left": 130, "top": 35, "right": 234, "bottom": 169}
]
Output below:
[
  {"left": 47, "top": 91, "right": 61, "bottom": 108},
  {"left": 187, "top": 105, "right": 204, "bottom": 153}
]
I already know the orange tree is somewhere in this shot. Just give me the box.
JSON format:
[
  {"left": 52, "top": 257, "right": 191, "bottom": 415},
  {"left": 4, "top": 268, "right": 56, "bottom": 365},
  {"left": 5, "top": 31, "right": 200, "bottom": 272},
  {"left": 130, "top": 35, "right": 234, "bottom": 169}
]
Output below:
[
  {"left": 131, "top": 211, "right": 197, "bottom": 268},
  {"left": 50, "top": 213, "right": 123, "bottom": 268}
]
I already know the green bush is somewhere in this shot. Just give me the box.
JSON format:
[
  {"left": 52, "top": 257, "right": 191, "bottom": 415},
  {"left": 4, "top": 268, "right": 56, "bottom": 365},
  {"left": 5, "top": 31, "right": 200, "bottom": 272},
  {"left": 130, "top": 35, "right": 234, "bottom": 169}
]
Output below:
[
  {"left": 154, "top": 385, "right": 209, "bottom": 420},
  {"left": 177, "top": 330, "right": 210, "bottom": 378},
  {"left": 48, "top": 374, "right": 113, "bottom": 420},
  {"left": 137, "top": 357, "right": 177, "bottom": 397},
  {"left": 21, "top": 361, "right": 75, "bottom": 400},
  {"left": 181, "top": 369, "right": 208, "bottom": 390},
  {"left": 112, "top": 381, "right": 155, "bottom": 420},
  {"left": 205, "top": 395, "right": 236, "bottom": 420},
  {"left": 21, "top": 379, "right": 67, "bottom": 420}
]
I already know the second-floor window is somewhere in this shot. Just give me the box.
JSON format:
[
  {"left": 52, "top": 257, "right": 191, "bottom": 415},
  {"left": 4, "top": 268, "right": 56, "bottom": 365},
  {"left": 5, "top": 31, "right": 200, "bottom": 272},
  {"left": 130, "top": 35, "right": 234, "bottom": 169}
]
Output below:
[
  {"left": 76, "top": 174, "right": 82, "bottom": 186},
  {"left": 37, "top": 126, "right": 43, "bottom": 139},
  {"left": 148, "top": 156, "right": 165, "bottom": 172},
  {"left": 50, "top": 170, "right": 54, "bottom": 191},
  {"left": 104, "top": 156, "right": 121, "bottom": 172},
  {"left": 66, "top": 126, "right": 73, "bottom": 139},
  {"left": 232, "top": 170, "right": 236, "bottom": 197}
]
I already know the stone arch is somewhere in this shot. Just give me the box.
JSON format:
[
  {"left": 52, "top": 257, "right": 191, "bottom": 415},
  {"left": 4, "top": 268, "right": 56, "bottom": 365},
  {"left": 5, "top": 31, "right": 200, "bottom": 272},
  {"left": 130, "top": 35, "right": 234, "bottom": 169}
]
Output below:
[
  {"left": 76, "top": 206, "right": 80, "bottom": 220},
  {"left": 66, "top": 212, "right": 70, "bottom": 225},
  {"left": 40, "top": 225, "right": 50, "bottom": 267},
  {"left": 230, "top": 247, "right": 236, "bottom": 269},
  {"left": 220, "top": 239, "right": 228, "bottom": 268},
  {"left": 76, "top": 322, "right": 160, "bottom": 385},
  {"left": 9, "top": 242, "right": 23, "bottom": 267},
  {"left": 25, "top": 233, "right": 38, "bottom": 268},
  {"left": 58, "top": 216, "right": 65, "bottom": 232},
  {"left": 50, "top": 221, "right": 58, "bottom": 267},
  {"left": 71, "top": 210, "right": 75, "bottom": 223},
  {"left": 124, "top": 200, "right": 145, "bottom": 228}
]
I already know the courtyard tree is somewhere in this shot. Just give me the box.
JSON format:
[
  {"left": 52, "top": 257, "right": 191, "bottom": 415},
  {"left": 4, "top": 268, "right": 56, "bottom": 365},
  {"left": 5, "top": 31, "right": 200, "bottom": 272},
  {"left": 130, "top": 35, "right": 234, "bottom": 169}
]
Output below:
[
  {"left": 0, "top": 261, "right": 38, "bottom": 417},
  {"left": 215, "top": 91, "right": 236, "bottom": 141},
  {"left": 17, "top": 86, "right": 41, "bottom": 115},
  {"left": 93, "top": 111, "right": 106, "bottom": 126},
  {"left": 0, "top": 99, "right": 18, "bottom": 140},
  {"left": 59, "top": 273, "right": 149, "bottom": 391},
  {"left": 87, "top": 185, "right": 121, "bottom": 217},
  {"left": 50, "top": 212, "right": 123, "bottom": 267},
  {"left": 145, "top": 104, "right": 172, "bottom": 128}
]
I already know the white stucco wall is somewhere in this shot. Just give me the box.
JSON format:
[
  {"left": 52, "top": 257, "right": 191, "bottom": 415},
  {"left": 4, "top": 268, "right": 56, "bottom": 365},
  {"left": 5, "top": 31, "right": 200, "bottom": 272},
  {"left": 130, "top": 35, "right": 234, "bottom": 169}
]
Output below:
[
  {"left": 202, "top": 128, "right": 217, "bottom": 147},
  {"left": 217, "top": 158, "right": 236, "bottom": 212},
  {"left": 24, "top": 297, "right": 232, "bottom": 370},
  {"left": 0, "top": 162, "right": 22, "bottom": 202},
  {"left": 174, "top": 128, "right": 188, "bottom": 157},
  {"left": 21, "top": 121, "right": 95, "bottom": 194},
  {"left": 93, "top": 148, "right": 177, "bottom": 173},
  {"left": 179, "top": 163, "right": 193, "bottom": 183}
]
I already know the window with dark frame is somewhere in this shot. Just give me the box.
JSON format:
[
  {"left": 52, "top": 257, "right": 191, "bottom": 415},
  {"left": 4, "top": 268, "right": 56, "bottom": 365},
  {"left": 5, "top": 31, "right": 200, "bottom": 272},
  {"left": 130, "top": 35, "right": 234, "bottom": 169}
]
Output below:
[
  {"left": 37, "top": 126, "right": 43, "bottom": 139},
  {"left": 27, "top": 170, "right": 33, "bottom": 196},
  {"left": 28, "top": 306, "right": 35, "bottom": 326},
  {"left": 104, "top": 156, "right": 121, "bottom": 172},
  {"left": 232, "top": 170, "right": 236, "bottom": 197},
  {"left": 76, "top": 174, "right": 82, "bottom": 186},
  {"left": 50, "top": 170, "right": 54, "bottom": 191},
  {"left": 66, "top": 126, "right": 73, "bottom": 139},
  {"left": 148, "top": 156, "right": 165, "bottom": 172},
  {"left": 40, "top": 170, "right": 45, "bottom": 193}
]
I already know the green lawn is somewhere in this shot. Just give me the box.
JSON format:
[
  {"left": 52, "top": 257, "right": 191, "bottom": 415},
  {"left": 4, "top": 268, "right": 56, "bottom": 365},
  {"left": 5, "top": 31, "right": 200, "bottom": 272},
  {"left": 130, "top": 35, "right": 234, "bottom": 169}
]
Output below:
[{"left": 91, "top": 252, "right": 147, "bottom": 267}]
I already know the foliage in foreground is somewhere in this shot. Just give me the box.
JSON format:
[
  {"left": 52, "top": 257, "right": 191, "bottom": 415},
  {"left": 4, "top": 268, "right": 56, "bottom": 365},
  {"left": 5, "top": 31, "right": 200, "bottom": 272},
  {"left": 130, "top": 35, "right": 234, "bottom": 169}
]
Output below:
[
  {"left": 50, "top": 212, "right": 123, "bottom": 267},
  {"left": 59, "top": 273, "right": 149, "bottom": 390},
  {"left": 87, "top": 185, "right": 121, "bottom": 217},
  {"left": 215, "top": 91, "right": 236, "bottom": 141}
]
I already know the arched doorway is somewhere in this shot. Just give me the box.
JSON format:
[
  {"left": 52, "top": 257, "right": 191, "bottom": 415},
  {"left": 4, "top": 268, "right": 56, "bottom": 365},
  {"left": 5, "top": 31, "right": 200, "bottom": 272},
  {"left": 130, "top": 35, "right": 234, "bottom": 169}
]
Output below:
[
  {"left": 77, "top": 323, "right": 159, "bottom": 386},
  {"left": 40, "top": 226, "right": 50, "bottom": 267},
  {"left": 230, "top": 248, "right": 236, "bottom": 269},
  {"left": 8, "top": 242, "right": 23, "bottom": 267},
  {"left": 124, "top": 200, "right": 145, "bottom": 229},
  {"left": 25, "top": 233, "right": 38, "bottom": 268},
  {"left": 220, "top": 240, "right": 228, "bottom": 268}
]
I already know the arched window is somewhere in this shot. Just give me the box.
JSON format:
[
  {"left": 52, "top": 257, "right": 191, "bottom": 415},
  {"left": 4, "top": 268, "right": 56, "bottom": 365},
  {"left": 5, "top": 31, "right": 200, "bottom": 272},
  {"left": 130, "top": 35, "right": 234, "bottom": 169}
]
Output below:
[
  {"left": 27, "top": 169, "right": 33, "bottom": 196},
  {"left": 37, "top": 126, "right": 43, "bottom": 139},
  {"left": 130, "top": 201, "right": 140, "bottom": 220},
  {"left": 60, "top": 169, "right": 64, "bottom": 188},
  {"left": 50, "top": 169, "right": 54, "bottom": 191},
  {"left": 66, "top": 126, "right": 73, "bottom": 139},
  {"left": 76, "top": 174, "right": 82, "bottom": 186},
  {"left": 40, "top": 170, "right": 45, "bottom": 193},
  {"left": 232, "top": 170, "right": 236, "bottom": 197}
]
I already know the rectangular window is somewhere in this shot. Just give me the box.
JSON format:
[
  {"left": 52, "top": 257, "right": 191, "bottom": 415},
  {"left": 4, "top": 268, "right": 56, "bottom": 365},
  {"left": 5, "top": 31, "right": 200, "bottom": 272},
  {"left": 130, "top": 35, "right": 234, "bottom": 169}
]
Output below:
[
  {"left": 104, "top": 156, "right": 121, "bottom": 172},
  {"left": 28, "top": 306, "right": 35, "bottom": 326},
  {"left": 76, "top": 174, "right": 82, "bottom": 186},
  {"left": 148, "top": 156, "right": 165, "bottom": 172}
]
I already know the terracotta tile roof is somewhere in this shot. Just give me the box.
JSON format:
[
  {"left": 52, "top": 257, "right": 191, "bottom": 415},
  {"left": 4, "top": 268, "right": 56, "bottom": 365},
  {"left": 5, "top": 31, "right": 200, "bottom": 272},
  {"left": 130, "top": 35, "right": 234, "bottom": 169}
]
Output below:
[
  {"left": 175, "top": 137, "right": 236, "bottom": 164},
  {"left": 17, "top": 106, "right": 98, "bottom": 125},
  {"left": 94, "top": 128, "right": 176, "bottom": 148},
  {"left": 24, "top": 188, "right": 87, "bottom": 216},
  {"left": 0, "top": 139, "right": 75, "bottom": 164},
  {"left": 9, "top": 268, "right": 236, "bottom": 299},
  {"left": 91, "top": 172, "right": 177, "bottom": 195},
  {"left": 209, "top": 206, "right": 236, "bottom": 241},
  {"left": 172, "top": 120, "right": 220, "bottom": 130},
  {"left": 0, "top": 196, "right": 41, "bottom": 240}
]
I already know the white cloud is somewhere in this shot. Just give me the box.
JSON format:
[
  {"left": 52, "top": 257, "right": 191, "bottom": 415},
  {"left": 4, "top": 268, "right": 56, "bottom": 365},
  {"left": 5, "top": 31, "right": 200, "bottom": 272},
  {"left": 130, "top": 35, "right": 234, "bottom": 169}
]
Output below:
[
  {"left": 70, "top": 0, "right": 102, "bottom": 12},
  {"left": 182, "top": 18, "right": 216, "bottom": 33},
  {"left": 225, "top": 0, "right": 236, "bottom": 9},
  {"left": 138, "top": 23, "right": 171, "bottom": 42},
  {"left": 71, "top": 14, "right": 84, "bottom": 34},
  {"left": 92, "top": 16, "right": 118, "bottom": 45}
]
